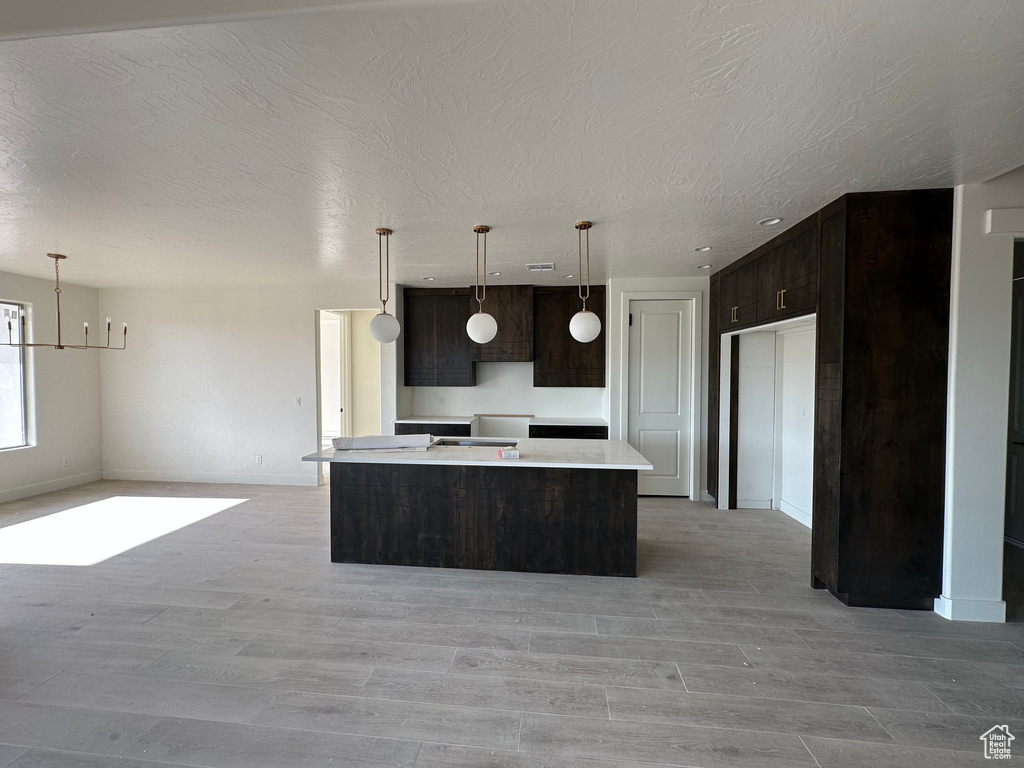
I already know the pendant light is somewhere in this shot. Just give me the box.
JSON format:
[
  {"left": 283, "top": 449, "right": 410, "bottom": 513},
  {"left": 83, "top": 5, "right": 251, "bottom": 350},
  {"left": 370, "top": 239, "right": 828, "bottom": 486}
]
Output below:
[
  {"left": 4, "top": 254, "right": 127, "bottom": 351},
  {"left": 569, "top": 221, "right": 601, "bottom": 343},
  {"left": 466, "top": 225, "right": 497, "bottom": 344},
  {"left": 369, "top": 227, "right": 401, "bottom": 343}
]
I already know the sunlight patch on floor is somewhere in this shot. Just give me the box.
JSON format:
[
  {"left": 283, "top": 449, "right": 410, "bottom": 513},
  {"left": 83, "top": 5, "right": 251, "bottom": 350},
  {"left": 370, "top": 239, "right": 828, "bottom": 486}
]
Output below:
[{"left": 0, "top": 496, "right": 246, "bottom": 566}]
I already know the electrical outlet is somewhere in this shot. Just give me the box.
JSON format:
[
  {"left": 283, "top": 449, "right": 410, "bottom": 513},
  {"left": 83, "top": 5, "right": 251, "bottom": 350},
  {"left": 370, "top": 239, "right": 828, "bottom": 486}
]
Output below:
[
  {"left": 256, "top": 455, "right": 263, "bottom": 464},
  {"left": 294, "top": 397, "right": 301, "bottom": 407},
  {"left": 438, "top": 395, "right": 445, "bottom": 405},
  {"left": 61, "top": 457, "right": 70, "bottom": 468}
]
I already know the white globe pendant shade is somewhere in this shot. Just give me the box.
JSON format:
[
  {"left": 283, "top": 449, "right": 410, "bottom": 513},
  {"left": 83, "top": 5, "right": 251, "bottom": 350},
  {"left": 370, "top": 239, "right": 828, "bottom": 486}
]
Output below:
[
  {"left": 369, "top": 311, "right": 400, "bottom": 343},
  {"left": 467, "top": 312, "right": 498, "bottom": 344},
  {"left": 569, "top": 310, "right": 601, "bottom": 343}
]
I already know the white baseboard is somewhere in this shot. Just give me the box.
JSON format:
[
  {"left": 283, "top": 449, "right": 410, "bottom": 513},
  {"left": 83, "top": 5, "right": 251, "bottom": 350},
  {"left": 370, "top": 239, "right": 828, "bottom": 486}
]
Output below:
[
  {"left": 737, "top": 498, "right": 772, "bottom": 510},
  {"left": 779, "top": 498, "right": 812, "bottom": 529},
  {"left": 933, "top": 595, "right": 1007, "bottom": 623},
  {"left": 0, "top": 471, "right": 104, "bottom": 503},
  {"left": 102, "top": 469, "right": 319, "bottom": 487}
]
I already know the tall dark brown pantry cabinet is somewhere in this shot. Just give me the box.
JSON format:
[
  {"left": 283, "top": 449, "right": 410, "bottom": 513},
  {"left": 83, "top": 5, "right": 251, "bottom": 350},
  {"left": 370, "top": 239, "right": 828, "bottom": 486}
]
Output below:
[
  {"left": 707, "top": 188, "right": 953, "bottom": 611},
  {"left": 811, "top": 189, "right": 953, "bottom": 609}
]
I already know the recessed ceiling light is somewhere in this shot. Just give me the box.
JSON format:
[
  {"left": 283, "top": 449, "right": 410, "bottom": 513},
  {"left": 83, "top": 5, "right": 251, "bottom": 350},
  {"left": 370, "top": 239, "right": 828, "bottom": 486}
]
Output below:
[
  {"left": 561, "top": 274, "right": 575, "bottom": 279},
  {"left": 696, "top": 264, "right": 712, "bottom": 269},
  {"left": 758, "top": 217, "right": 784, "bottom": 226},
  {"left": 488, "top": 271, "right": 501, "bottom": 276},
  {"left": 422, "top": 276, "right": 435, "bottom": 281},
  {"left": 694, "top": 245, "right": 712, "bottom": 253}
]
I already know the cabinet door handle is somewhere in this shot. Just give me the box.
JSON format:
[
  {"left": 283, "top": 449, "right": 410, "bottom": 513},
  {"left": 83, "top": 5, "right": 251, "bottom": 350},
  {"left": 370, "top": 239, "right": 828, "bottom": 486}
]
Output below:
[
  {"left": 779, "top": 288, "right": 787, "bottom": 309},
  {"left": 731, "top": 306, "right": 738, "bottom": 323}
]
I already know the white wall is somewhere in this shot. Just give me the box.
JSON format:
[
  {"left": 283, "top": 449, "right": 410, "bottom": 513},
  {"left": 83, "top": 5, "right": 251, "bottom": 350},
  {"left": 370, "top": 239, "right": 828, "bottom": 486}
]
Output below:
[
  {"left": 349, "top": 310, "right": 381, "bottom": 437},
  {"left": 938, "top": 164, "right": 1024, "bottom": 622},
  {"left": 736, "top": 331, "right": 776, "bottom": 508},
  {"left": 777, "top": 328, "right": 815, "bottom": 526},
  {"left": 99, "top": 281, "right": 381, "bottom": 487},
  {"left": 406, "top": 361, "right": 604, "bottom": 427},
  {"left": 0, "top": 270, "right": 103, "bottom": 502}
]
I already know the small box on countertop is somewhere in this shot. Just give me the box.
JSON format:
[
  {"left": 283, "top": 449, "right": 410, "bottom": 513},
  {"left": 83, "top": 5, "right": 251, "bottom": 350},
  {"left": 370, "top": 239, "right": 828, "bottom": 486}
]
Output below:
[{"left": 498, "top": 446, "right": 519, "bottom": 459}]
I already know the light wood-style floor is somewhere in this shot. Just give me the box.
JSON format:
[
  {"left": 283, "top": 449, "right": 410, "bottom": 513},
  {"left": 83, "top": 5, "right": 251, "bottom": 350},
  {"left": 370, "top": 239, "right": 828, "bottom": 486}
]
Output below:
[{"left": 0, "top": 480, "right": 1022, "bottom": 768}]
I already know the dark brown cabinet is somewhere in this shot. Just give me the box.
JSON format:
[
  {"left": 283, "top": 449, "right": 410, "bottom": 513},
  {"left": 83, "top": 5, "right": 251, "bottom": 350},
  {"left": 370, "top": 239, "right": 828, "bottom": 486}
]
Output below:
[
  {"left": 468, "top": 284, "right": 534, "bottom": 362},
  {"left": 529, "top": 424, "right": 608, "bottom": 439},
  {"left": 707, "top": 274, "right": 720, "bottom": 501},
  {"left": 706, "top": 188, "right": 953, "bottom": 610},
  {"left": 395, "top": 422, "right": 471, "bottom": 436},
  {"left": 719, "top": 261, "right": 758, "bottom": 329},
  {"left": 756, "top": 227, "right": 817, "bottom": 322},
  {"left": 811, "top": 189, "right": 952, "bottom": 609},
  {"left": 533, "top": 286, "right": 606, "bottom": 387},
  {"left": 403, "top": 288, "right": 475, "bottom": 387}
]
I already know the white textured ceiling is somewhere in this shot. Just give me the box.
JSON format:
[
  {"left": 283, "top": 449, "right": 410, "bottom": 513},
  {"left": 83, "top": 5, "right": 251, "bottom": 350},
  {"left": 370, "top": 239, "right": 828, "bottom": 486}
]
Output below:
[{"left": 0, "top": 0, "right": 1022, "bottom": 289}]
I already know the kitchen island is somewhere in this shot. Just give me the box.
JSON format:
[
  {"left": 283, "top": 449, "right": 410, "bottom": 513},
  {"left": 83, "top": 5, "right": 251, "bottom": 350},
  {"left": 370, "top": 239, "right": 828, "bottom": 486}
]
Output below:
[{"left": 303, "top": 438, "right": 651, "bottom": 577}]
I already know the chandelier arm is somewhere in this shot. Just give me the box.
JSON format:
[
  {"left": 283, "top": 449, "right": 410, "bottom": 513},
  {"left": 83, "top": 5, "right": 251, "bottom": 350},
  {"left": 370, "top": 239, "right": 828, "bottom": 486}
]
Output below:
[{"left": 379, "top": 231, "right": 390, "bottom": 313}]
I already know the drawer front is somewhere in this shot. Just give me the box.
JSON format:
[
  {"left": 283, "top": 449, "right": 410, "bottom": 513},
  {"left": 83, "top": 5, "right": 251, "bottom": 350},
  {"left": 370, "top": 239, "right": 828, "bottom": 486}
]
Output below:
[
  {"left": 529, "top": 424, "right": 609, "bottom": 440},
  {"left": 395, "top": 423, "right": 471, "bottom": 436}
]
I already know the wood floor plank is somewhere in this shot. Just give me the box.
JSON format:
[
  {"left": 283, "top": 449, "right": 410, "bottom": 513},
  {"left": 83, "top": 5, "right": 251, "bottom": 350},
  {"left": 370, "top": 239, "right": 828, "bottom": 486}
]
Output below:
[
  {"left": 414, "top": 743, "right": 679, "bottom": 768},
  {"left": 252, "top": 689, "right": 520, "bottom": 749},
  {"left": 597, "top": 615, "right": 811, "bottom": 648},
  {"left": 867, "top": 707, "right": 1024, "bottom": 752},
  {"left": 676, "top": 662, "right": 953, "bottom": 713},
  {"left": 606, "top": 685, "right": 894, "bottom": 742},
  {"left": 359, "top": 667, "right": 609, "bottom": 717},
  {"left": 452, "top": 647, "right": 684, "bottom": 689},
  {"left": 122, "top": 717, "right": 420, "bottom": 768},
  {"left": 18, "top": 670, "right": 275, "bottom": 723},
  {"left": 0, "top": 700, "right": 160, "bottom": 757},
  {"left": 236, "top": 633, "right": 456, "bottom": 672},
  {"left": 518, "top": 712, "right": 819, "bottom": 768},
  {"left": 528, "top": 630, "right": 750, "bottom": 667},
  {"left": 801, "top": 737, "right": 991, "bottom": 768}
]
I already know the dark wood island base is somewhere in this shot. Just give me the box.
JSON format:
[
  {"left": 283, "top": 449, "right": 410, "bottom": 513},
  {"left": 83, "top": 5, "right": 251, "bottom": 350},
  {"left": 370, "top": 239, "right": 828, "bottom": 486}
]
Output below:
[{"left": 329, "top": 461, "right": 638, "bottom": 577}]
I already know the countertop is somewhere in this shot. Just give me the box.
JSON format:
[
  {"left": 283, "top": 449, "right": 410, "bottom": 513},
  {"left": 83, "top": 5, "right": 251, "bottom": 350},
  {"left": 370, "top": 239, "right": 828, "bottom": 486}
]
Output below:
[
  {"left": 393, "top": 415, "right": 478, "bottom": 424},
  {"left": 528, "top": 417, "right": 608, "bottom": 427},
  {"left": 303, "top": 437, "right": 651, "bottom": 471}
]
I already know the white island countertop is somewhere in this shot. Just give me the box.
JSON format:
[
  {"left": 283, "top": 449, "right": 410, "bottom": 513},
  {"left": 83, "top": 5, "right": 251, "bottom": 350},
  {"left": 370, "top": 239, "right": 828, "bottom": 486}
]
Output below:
[
  {"left": 303, "top": 437, "right": 651, "bottom": 471},
  {"left": 528, "top": 417, "right": 608, "bottom": 427},
  {"left": 393, "top": 415, "right": 478, "bottom": 425}
]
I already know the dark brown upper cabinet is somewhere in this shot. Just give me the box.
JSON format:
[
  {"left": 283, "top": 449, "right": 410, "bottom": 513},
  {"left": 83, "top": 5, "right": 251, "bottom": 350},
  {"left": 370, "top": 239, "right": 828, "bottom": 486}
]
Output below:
[
  {"left": 719, "top": 261, "right": 758, "bottom": 329},
  {"left": 533, "top": 286, "right": 606, "bottom": 387},
  {"left": 757, "top": 226, "right": 817, "bottom": 322},
  {"left": 467, "top": 284, "right": 534, "bottom": 362},
  {"left": 403, "top": 287, "right": 475, "bottom": 387}
]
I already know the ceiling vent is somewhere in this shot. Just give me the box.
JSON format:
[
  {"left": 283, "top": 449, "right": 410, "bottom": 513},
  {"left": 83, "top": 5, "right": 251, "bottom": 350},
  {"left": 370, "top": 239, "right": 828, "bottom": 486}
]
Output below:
[{"left": 526, "top": 263, "right": 556, "bottom": 273}]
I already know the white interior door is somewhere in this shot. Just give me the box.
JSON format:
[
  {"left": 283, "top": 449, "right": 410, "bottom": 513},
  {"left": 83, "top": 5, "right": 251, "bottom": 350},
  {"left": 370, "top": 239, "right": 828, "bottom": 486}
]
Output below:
[{"left": 628, "top": 299, "right": 692, "bottom": 496}]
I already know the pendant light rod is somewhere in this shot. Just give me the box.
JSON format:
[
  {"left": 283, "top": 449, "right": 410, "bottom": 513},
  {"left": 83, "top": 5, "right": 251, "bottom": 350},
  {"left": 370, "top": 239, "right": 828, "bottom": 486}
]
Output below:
[
  {"left": 369, "top": 227, "right": 400, "bottom": 343},
  {"left": 376, "top": 228, "right": 393, "bottom": 313},
  {"left": 473, "top": 225, "right": 489, "bottom": 313},
  {"left": 576, "top": 221, "right": 592, "bottom": 312},
  {"left": 5, "top": 253, "right": 127, "bottom": 351}
]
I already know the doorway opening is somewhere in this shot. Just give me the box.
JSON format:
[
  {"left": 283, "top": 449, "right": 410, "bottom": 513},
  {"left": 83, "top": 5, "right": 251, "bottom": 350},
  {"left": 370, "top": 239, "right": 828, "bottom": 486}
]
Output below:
[
  {"left": 718, "top": 315, "right": 816, "bottom": 528},
  {"left": 316, "top": 309, "right": 382, "bottom": 482}
]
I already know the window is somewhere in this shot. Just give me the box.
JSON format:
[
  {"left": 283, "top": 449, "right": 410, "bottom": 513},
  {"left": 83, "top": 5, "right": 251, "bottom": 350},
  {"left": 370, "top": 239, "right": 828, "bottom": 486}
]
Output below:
[{"left": 1, "top": 301, "right": 26, "bottom": 449}]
